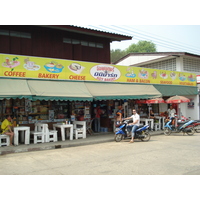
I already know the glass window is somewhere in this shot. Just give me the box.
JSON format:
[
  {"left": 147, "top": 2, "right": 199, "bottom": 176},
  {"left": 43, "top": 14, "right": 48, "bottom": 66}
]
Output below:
[
  {"left": 0, "top": 29, "right": 9, "bottom": 36},
  {"left": 81, "top": 40, "right": 88, "bottom": 46},
  {"left": 20, "top": 32, "right": 31, "bottom": 39},
  {"left": 10, "top": 31, "right": 21, "bottom": 37},
  {"left": 89, "top": 42, "right": 95, "bottom": 47},
  {"left": 96, "top": 43, "right": 104, "bottom": 48},
  {"left": 72, "top": 39, "right": 80, "bottom": 44},
  {"left": 63, "top": 38, "right": 71, "bottom": 43}
]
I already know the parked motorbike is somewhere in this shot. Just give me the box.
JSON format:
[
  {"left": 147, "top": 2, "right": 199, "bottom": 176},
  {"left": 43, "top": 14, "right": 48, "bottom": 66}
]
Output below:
[
  {"left": 188, "top": 120, "right": 200, "bottom": 133},
  {"left": 115, "top": 120, "right": 151, "bottom": 142},
  {"left": 164, "top": 117, "right": 196, "bottom": 136}
]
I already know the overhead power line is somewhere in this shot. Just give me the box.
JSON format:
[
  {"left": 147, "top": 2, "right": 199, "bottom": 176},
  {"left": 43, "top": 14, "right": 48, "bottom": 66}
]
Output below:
[
  {"left": 111, "top": 25, "right": 200, "bottom": 54},
  {"left": 81, "top": 25, "right": 200, "bottom": 55}
]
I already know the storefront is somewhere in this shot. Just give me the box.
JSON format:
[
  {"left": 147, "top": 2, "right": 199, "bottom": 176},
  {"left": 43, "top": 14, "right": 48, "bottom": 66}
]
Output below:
[{"left": 0, "top": 53, "right": 198, "bottom": 132}]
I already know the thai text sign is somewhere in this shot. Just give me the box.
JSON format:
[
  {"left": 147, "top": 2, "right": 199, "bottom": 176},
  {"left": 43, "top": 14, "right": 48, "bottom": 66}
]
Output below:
[{"left": 0, "top": 53, "right": 196, "bottom": 86}]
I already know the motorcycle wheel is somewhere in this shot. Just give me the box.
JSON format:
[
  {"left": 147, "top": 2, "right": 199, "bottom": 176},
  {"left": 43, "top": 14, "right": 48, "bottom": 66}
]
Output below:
[
  {"left": 194, "top": 125, "right": 200, "bottom": 133},
  {"left": 141, "top": 131, "right": 151, "bottom": 142},
  {"left": 115, "top": 134, "right": 123, "bottom": 142},
  {"left": 164, "top": 127, "right": 172, "bottom": 136},
  {"left": 186, "top": 128, "right": 195, "bottom": 136}
]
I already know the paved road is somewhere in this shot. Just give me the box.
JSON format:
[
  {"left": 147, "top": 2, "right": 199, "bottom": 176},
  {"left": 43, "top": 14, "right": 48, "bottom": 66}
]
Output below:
[{"left": 1, "top": 133, "right": 200, "bottom": 175}]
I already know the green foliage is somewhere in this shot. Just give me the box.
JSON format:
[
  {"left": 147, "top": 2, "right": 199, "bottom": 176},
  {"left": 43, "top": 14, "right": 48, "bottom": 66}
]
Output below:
[
  {"left": 111, "top": 40, "right": 157, "bottom": 63},
  {"left": 126, "top": 41, "right": 156, "bottom": 54},
  {"left": 110, "top": 49, "right": 127, "bottom": 63}
]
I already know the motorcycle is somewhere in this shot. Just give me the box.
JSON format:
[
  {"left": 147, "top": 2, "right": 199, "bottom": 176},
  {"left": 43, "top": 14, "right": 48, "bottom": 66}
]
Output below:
[
  {"left": 115, "top": 120, "right": 151, "bottom": 142},
  {"left": 187, "top": 120, "right": 200, "bottom": 133},
  {"left": 164, "top": 117, "right": 196, "bottom": 136}
]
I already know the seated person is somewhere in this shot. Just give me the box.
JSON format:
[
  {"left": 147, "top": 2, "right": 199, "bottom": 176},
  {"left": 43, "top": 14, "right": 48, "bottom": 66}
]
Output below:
[
  {"left": 1, "top": 115, "right": 14, "bottom": 146},
  {"left": 149, "top": 110, "right": 155, "bottom": 119}
]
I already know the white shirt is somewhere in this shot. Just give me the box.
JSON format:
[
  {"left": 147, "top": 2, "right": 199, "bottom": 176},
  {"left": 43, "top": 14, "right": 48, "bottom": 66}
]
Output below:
[
  {"left": 130, "top": 113, "right": 140, "bottom": 126},
  {"left": 167, "top": 108, "right": 176, "bottom": 117}
]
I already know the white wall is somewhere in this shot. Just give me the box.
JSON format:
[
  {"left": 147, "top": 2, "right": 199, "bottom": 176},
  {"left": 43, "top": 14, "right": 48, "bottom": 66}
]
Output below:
[
  {"left": 158, "top": 95, "right": 199, "bottom": 120},
  {"left": 116, "top": 55, "right": 166, "bottom": 66},
  {"left": 179, "top": 95, "right": 199, "bottom": 120},
  {"left": 159, "top": 103, "right": 168, "bottom": 113}
]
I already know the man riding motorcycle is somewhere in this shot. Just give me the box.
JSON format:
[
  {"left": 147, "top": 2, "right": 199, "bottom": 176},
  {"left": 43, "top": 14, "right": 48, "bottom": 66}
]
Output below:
[{"left": 123, "top": 109, "right": 140, "bottom": 143}]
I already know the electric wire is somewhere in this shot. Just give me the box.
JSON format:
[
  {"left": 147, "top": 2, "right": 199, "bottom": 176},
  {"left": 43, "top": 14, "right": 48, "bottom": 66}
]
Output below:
[
  {"left": 92, "top": 25, "right": 200, "bottom": 54},
  {"left": 111, "top": 25, "right": 200, "bottom": 53},
  {"left": 81, "top": 25, "right": 200, "bottom": 55}
]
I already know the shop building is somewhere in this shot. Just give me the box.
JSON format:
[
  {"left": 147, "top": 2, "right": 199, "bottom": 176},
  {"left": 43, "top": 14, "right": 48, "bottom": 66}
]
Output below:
[
  {"left": 0, "top": 26, "right": 198, "bottom": 136},
  {"left": 0, "top": 25, "right": 132, "bottom": 63},
  {"left": 0, "top": 25, "right": 133, "bottom": 132},
  {"left": 114, "top": 52, "right": 200, "bottom": 119}
]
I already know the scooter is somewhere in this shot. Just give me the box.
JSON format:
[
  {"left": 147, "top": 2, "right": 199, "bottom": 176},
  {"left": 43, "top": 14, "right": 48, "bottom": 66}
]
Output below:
[
  {"left": 164, "top": 117, "right": 196, "bottom": 136},
  {"left": 115, "top": 120, "right": 151, "bottom": 142}
]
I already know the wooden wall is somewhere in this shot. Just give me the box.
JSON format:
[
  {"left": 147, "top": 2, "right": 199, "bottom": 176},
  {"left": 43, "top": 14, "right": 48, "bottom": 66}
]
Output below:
[{"left": 0, "top": 25, "right": 110, "bottom": 63}]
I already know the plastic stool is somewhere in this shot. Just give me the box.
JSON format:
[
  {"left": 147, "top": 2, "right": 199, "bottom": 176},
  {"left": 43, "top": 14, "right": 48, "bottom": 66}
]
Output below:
[
  {"left": 154, "top": 123, "right": 161, "bottom": 131},
  {"left": 0, "top": 134, "right": 10, "bottom": 147},
  {"left": 74, "top": 128, "right": 84, "bottom": 139}
]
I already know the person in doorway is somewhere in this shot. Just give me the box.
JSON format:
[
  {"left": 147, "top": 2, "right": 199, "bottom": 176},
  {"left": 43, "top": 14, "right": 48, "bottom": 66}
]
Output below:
[
  {"left": 124, "top": 109, "right": 140, "bottom": 143},
  {"left": 1, "top": 115, "right": 14, "bottom": 146},
  {"left": 94, "top": 105, "right": 102, "bottom": 132}
]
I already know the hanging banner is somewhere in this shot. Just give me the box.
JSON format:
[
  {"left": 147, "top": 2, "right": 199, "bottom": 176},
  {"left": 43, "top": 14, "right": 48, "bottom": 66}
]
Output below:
[{"left": 0, "top": 53, "right": 197, "bottom": 86}]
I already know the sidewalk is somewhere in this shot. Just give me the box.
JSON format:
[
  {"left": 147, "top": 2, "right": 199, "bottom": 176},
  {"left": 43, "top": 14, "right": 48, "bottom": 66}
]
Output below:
[{"left": 0, "top": 130, "right": 164, "bottom": 155}]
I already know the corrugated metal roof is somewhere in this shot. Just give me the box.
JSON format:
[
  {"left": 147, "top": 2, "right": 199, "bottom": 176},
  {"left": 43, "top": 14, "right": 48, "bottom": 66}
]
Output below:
[
  {"left": 70, "top": 25, "right": 132, "bottom": 38},
  {"left": 40, "top": 25, "right": 132, "bottom": 41}
]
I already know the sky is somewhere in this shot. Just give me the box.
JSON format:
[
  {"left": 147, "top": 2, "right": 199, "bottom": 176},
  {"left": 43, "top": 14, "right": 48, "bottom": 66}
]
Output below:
[
  {"left": 2, "top": 1, "right": 200, "bottom": 56},
  {"left": 81, "top": 25, "right": 200, "bottom": 55}
]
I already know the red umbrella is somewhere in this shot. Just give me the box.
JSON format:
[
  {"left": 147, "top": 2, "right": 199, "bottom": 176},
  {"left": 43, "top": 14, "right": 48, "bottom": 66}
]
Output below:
[
  {"left": 135, "top": 99, "right": 148, "bottom": 104},
  {"left": 136, "top": 98, "right": 165, "bottom": 104},
  {"left": 146, "top": 98, "right": 165, "bottom": 104},
  {"left": 165, "top": 95, "right": 190, "bottom": 118},
  {"left": 165, "top": 95, "right": 190, "bottom": 104}
]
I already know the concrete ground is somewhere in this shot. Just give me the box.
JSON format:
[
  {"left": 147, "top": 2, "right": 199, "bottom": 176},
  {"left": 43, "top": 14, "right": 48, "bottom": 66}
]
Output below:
[
  {"left": 0, "top": 130, "right": 163, "bottom": 155},
  {"left": 1, "top": 131, "right": 200, "bottom": 175}
]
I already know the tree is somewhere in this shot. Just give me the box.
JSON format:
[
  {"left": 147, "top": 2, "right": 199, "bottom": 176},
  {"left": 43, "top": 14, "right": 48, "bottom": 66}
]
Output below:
[
  {"left": 110, "top": 49, "right": 126, "bottom": 63},
  {"left": 126, "top": 41, "right": 156, "bottom": 54},
  {"left": 111, "top": 40, "right": 157, "bottom": 63}
]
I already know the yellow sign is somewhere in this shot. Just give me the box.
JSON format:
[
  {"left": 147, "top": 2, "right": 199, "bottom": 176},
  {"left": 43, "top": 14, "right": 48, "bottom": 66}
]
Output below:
[{"left": 0, "top": 53, "right": 196, "bottom": 86}]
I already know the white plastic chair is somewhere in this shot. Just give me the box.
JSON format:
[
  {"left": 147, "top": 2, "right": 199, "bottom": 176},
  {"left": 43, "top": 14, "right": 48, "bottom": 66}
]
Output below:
[
  {"left": 47, "top": 128, "right": 57, "bottom": 142},
  {"left": 0, "top": 134, "right": 10, "bottom": 147},
  {"left": 154, "top": 123, "right": 161, "bottom": 131},
  {"left": 73, "top": 128, "right": 84, "bottom": 139},
  {"left": 73, "top": 121, "right": 86, "bottom": 139},
  {"left": 32, "top": 123, "right": 57, "bottom": 143}
]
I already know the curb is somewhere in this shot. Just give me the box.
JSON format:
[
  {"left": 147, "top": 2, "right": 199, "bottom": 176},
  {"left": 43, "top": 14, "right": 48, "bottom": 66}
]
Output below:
[{"left": 0, "top": 132, "right": 164, "bottom": 156}]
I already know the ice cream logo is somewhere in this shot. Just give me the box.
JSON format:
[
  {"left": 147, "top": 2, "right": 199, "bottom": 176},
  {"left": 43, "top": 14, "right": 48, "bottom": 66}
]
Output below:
[
  {"left": 170, "top": 72, "right": 176, "bottom": 80},
  {"left": 90, "top": 65, "right": 121, "bottom": 82}
]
